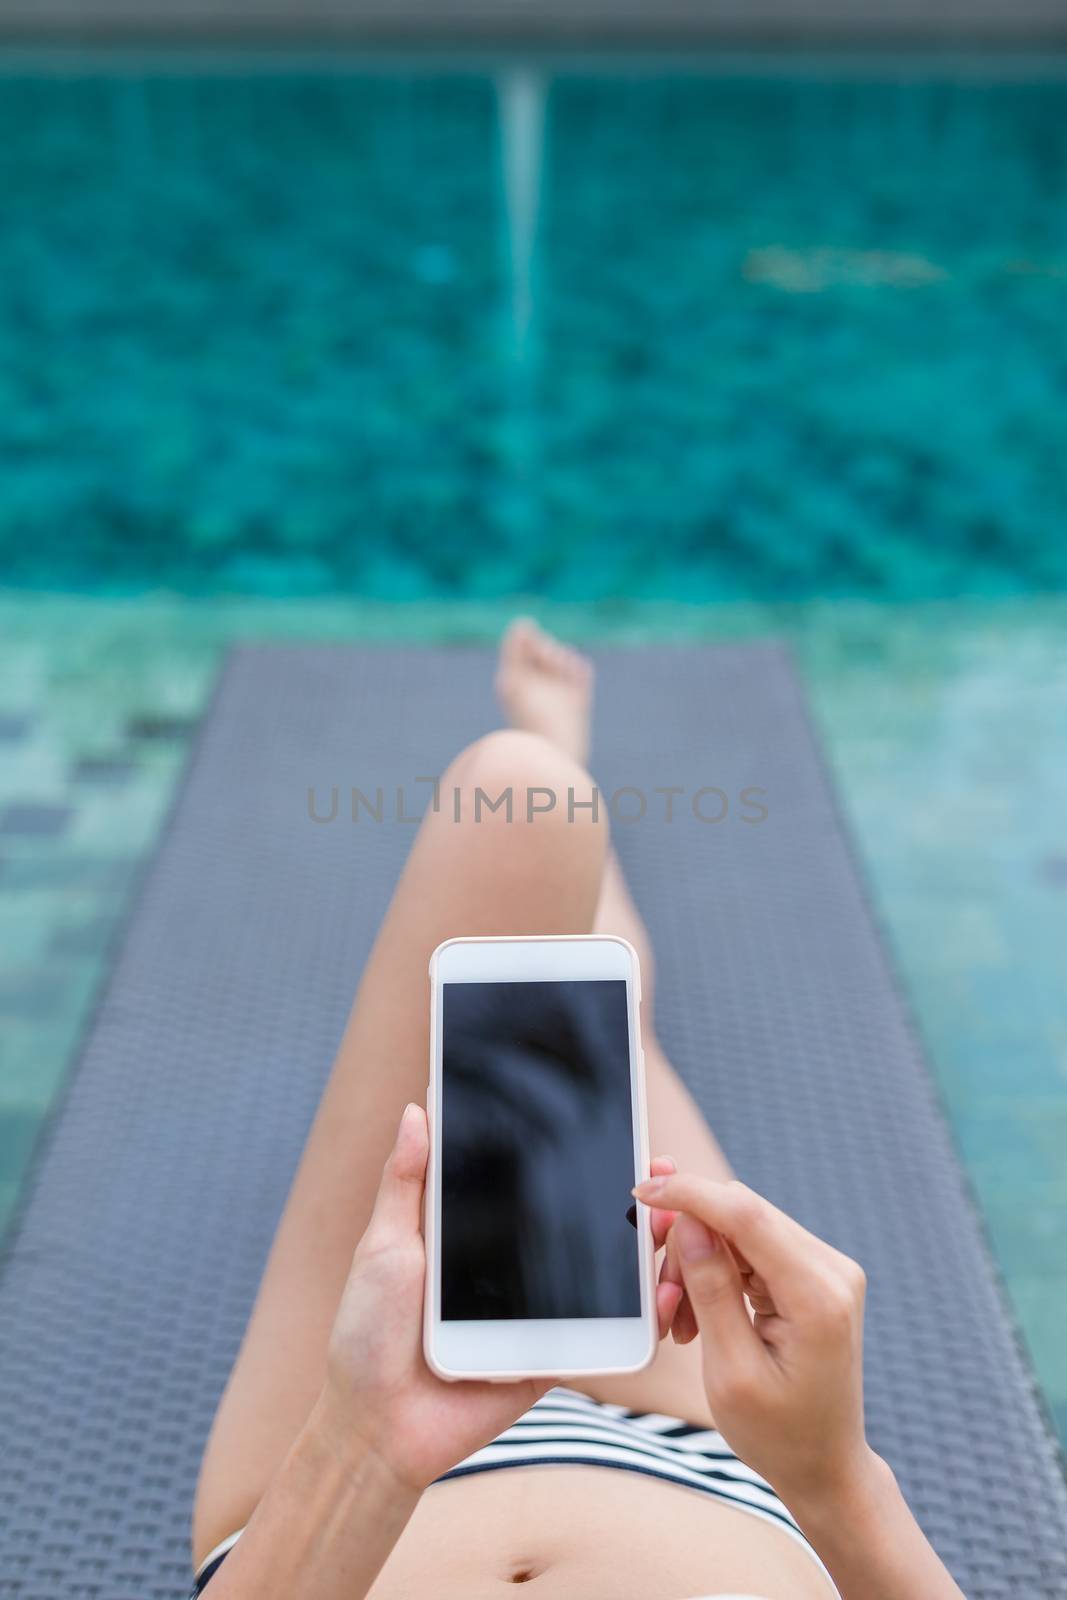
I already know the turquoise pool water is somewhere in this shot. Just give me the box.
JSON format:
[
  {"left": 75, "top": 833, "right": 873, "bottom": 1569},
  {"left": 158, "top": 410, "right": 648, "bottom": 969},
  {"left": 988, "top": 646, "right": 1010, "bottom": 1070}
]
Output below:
[{"left": 1, "top": 56, "right": 1066, "bottom": 598}]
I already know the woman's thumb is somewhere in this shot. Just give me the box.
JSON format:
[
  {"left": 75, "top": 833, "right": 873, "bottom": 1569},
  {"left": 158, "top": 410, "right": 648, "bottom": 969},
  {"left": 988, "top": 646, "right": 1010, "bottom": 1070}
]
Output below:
[
  {"left": 672, "top": 1214, "right": 758, "bottom": 1357},
  {"left": 365, "top": 1103, "right": 428, "bottom": 1243}
]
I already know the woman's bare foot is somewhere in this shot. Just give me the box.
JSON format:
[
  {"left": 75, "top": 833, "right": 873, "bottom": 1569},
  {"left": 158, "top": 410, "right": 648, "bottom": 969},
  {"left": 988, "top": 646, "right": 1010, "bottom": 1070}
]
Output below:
[{"left": 495, "top": 618, "right": 594, "bottom": 767}]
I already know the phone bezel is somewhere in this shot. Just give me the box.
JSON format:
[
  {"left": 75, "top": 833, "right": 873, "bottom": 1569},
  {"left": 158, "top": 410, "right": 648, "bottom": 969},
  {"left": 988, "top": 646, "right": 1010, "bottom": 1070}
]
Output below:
[{"left": 423, "top": 934, "right": 656, "bottom": 1382}]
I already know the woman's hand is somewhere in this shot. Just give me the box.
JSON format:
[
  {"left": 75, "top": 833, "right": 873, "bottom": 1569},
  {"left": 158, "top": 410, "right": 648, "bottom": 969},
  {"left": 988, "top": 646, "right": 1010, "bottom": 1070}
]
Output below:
[
  {"left": 318, "top": 1103, "right": 549, "bottom": 1493},
  {"left": 633, "top": 1172, "right": 869, "bottom": 1506}
]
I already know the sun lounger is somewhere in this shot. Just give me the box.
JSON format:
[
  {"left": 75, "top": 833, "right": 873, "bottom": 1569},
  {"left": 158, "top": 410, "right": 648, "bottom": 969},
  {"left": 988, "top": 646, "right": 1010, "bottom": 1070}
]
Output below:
[{"left": 1, "top": 643, "right": 1064, "bottom": 1597}]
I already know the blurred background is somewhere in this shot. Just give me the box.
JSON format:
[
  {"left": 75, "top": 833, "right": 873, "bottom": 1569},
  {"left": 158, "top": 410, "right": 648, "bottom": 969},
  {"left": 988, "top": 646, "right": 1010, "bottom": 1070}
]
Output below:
[{"left": 0, "top": 3, "right": 1064, "bottom": 1450}]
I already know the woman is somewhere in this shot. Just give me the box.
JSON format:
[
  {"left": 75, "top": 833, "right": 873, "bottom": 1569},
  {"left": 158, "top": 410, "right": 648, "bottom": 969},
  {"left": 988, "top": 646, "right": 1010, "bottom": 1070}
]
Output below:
[{"left": 190, "top": 620, "right": 965, "bottom": 1600}]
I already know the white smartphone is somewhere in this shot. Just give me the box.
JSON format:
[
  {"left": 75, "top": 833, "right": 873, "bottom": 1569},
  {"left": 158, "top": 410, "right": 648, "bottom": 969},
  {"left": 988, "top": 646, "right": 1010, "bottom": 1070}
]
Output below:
[{"left": 423, "top": 934, "right": 656, "bottom": 1382}]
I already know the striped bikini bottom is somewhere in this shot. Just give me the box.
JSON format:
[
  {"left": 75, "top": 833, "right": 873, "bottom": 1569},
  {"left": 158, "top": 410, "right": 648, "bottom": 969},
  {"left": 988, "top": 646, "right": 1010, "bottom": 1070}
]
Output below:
[{"left": 191, "top": 1386, "right": 836, "bottom": 1596}]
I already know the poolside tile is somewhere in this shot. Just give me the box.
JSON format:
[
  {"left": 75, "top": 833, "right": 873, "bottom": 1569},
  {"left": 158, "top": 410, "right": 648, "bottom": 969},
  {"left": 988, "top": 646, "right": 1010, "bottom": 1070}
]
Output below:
[
  {"left": 0, "top": 714, "right": 33, "bottom": 742},
  {"left": 1037, "top": 855, "right": 1067, "bottom": 889},
  {"left": 1051, "top": 1401, "right": 1067, "bottom": 1449},
  {"left": 0, "top": 1105, "right": 42, "bottom": 1190},
  {"left": 125, "top": 713, "right": 198, "bottom": 742},
  {"left": 986, "top": 1199, "right": 1067, "bottom": 1280},
  {"left": 47, "top": 915, "right": 119, "bottom": 958},
  {"left": 71, "top": 755, "right": 138, "bottom": 785},
  {"left": 0, "top": 1020, "right": 85, "bottom": 1106},
  {"left": 1006, "top": 1274, "right": 1067, "bottom": 1407},
  {"left": 0, "top": 971, "right": 72, "bottom": 1020},
  {"left": 0, "top": 855, "right": 138, "bottom": 891},
  {"left": 0, "top": 802, "right": 74, "bottom": 837}
]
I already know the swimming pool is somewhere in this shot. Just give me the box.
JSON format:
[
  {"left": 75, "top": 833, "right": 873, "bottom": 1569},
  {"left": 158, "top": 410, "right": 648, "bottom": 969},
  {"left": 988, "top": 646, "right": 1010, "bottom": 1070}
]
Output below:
[{"left": 1, "top": 52, "right": 1066, "bottom": 599}]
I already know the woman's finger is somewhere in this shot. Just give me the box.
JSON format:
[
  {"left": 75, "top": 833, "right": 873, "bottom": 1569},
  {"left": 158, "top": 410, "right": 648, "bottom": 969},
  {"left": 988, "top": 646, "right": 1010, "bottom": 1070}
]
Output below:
[
  {"left": 651, "top": 1205, "right": 678, "bottom": 1252},
  {"left": 658, "top": 1228, "right": 697, "bottom": 1343},
  {"left": 752, "top": 1311, "right": 786, "bottom": 1346},
  {"left": 744, "top": 1281, "right": 777, "bottom": 1318},
  {"left": 659, "top": 1223, "right": 683, "bottom": 1290},
  {"left": 663, "top": 1227, "right": 700, "bottom": 1343},
  {"left": 648, "top": 1154, "right": 677, "bottom": 1252},
  {"left": 735, "top": 1258, "right": 776, "bottom": 1314},
  {"left": 672, "top": 1214, "right": 762, "bottom": 1364},
  {"left": 656, "top": 1279, "right": 684, "bottom": 1339},
  {"left": 634, "top": 1174, "right": 822, "bottom": 1312},
  {"left": 671, "top": 1289, "right": 700, "bottom": 1345},
  {"left": 729, "top": 1242, "right": 756, "bottom": 1280}
]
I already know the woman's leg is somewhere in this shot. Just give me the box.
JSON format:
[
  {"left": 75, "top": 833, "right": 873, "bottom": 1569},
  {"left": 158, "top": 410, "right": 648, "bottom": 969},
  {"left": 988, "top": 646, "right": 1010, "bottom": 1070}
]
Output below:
[
  {"left": 496, "top": 623, "right": 732, "bottom": 1180},
  {"left": 496, "top": 622, "right": 731, "bottom": 1426},
  {"left": 193, "top": 725, "right": 608, "bottom": 1565},
  {"left": 195, "top": 623, "right": 732, "bottom": 1563}
]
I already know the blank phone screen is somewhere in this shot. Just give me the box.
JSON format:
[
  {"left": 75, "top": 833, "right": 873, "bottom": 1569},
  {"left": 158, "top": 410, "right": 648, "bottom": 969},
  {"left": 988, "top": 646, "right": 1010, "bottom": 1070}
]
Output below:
[{"left": 440, "top": 978, "right": 641, "bottom": 1321}]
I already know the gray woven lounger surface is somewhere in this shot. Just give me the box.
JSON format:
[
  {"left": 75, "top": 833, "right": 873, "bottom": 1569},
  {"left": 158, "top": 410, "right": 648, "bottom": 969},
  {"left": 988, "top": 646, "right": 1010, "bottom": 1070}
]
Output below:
[{"left": 1, "top": 644, "right": 1065, "bottom": 1599}]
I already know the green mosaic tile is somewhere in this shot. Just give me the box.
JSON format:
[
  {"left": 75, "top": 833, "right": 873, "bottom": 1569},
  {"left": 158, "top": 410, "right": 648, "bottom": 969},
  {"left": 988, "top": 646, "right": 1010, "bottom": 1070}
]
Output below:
[
  {"left": 988, "top": 1202, "right": 1067, "bottom": 1282},
  {"left": 0, "top": 1105, "right": 42, "bottom": 1192},
  {"left": 1007, "top": 1274, "right": 1067, "bottom": 1408}
]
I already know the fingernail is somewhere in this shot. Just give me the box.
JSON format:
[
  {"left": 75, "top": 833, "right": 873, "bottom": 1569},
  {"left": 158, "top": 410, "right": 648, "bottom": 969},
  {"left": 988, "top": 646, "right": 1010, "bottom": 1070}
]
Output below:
[
  {"left": 674, "top": 1214, "right": 718, "bottom": 1262},
  {"left": 400, "top": 1102, "right": 418, "bottom": 1129},
  {"left": 633, "top": 1176, "right": 666, "bottom": 1199}
]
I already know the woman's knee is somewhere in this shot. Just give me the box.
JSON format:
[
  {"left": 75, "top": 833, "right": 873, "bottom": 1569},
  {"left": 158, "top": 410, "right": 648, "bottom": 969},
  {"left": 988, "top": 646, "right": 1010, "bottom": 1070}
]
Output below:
[
  {"left": 450, "top": 729, "right": 599, "bottom": 822},
  {"left": 435, "top": 729, "right": 609, "bottom": 917}
]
